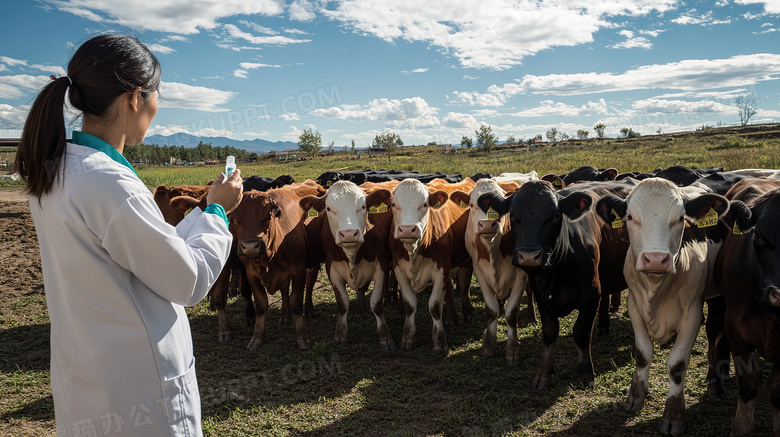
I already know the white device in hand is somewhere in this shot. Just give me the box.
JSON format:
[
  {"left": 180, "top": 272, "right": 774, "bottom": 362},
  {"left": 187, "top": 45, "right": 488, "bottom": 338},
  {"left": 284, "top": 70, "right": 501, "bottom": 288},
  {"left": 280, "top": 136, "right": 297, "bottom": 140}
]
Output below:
[{"left": 224, "top": 156, "right": 236, "bottom": 178}]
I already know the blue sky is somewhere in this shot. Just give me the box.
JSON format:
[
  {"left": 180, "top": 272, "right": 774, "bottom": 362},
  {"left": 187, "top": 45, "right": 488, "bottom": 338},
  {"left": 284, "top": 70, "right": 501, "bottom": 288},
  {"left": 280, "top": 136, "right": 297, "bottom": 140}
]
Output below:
[{"left": 1, "top": 0, "right": 780, "bottom": 148}]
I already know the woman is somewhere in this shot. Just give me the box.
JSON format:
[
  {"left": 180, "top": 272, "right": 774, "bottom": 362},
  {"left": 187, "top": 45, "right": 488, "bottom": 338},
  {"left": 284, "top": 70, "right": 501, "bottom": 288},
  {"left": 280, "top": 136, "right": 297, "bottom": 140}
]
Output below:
[{"left": 14, "top": 34, "right": 242, "bottom": 436}]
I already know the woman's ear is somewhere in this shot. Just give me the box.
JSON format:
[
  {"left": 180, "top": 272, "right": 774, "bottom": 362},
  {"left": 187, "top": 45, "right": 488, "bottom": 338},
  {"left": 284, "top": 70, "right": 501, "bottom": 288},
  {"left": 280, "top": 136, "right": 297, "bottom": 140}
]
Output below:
[{"left": 128, "top": 88, "right": 142, "bottom": 112}]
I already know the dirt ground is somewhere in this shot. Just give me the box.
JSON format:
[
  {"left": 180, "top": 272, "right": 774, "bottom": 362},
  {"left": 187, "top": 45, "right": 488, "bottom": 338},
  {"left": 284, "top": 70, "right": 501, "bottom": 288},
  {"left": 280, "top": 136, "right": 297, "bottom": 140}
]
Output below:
[{"left": 0, "top": 188, "right": 41, "bottom": 301}]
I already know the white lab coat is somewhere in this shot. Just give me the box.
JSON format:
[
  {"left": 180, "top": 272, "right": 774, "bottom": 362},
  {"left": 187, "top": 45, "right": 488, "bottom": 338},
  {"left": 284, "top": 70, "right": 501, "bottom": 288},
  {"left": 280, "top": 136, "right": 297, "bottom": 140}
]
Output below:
[{"left": 30, "top": 140, "right": 231, "bottom": 437}]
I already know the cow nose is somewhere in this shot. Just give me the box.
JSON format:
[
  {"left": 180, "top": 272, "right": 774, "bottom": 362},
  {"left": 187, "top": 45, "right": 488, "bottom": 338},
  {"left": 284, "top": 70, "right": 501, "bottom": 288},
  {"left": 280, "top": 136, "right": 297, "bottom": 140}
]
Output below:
[
  {"left": 239, "top": 239, "right": 266, "bottom": 257},
  {"left": 514, "top": 249, "right": 543, "bottom": 268},
  {"left": 477, "top": 219, "right": 498, "bottom": 234},
  {"left": 338, "top": 229, "right": 361, "bottom": 244},
  {"left": 641, "top": 252, "right": 671, "bottom": 273},
  {"left": 397, "top": 225, "right": 420, "bottom": 240}
]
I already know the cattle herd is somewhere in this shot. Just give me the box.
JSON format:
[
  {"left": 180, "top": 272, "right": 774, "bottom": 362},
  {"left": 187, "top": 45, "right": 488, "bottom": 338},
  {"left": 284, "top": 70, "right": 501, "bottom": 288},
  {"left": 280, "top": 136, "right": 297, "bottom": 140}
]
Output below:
[{"left": 153, "top": 165, "right": 780, "bottom": 437}]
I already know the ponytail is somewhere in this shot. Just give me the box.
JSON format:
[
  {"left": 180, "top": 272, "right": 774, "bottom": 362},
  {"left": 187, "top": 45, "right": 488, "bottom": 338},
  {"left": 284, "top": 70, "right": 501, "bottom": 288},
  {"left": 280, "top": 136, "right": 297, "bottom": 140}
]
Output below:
[{"left": 14, "top": 76, "right": 70, "bottom": 198}]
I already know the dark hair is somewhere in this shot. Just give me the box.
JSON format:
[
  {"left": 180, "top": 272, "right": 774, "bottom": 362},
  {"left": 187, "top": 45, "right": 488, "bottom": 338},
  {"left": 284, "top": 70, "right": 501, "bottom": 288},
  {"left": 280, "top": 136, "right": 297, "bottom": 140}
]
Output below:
[{"left": 14, "top": 34, "right": 161, "bottom": 197}]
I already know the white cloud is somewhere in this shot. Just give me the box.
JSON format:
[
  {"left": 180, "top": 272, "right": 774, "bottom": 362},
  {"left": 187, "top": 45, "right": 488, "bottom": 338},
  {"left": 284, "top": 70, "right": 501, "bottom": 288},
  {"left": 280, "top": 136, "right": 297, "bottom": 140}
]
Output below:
[
  {"left": 233, "top": 62, "right": 281, "bottom": 78},
  {"left": 0, "top": 74, "right": 50, "bottom": 99},
  {"left": 736, "top": 0, "right": 780, "bottom": 14},
  {"left": 289, "top": 0, "right": 316, "bottom": 21},
  {"left": 672, "top": 9, "right": 732, "bottom": 25},
  {"left": 233, "top": 69, "right": 249, "bottom": 78},
  {"left": 146, "top": 44, "right": 176, "bottom": 54},
  {"left": 322, "top": 0, "right": 676, "bottom": 70},
  {"left": 223, "top": 23, "right": 311, "bottom": 45},
  {"left": 51, "top": 0, "right": 285, "bottom": 34},
  {"left": 0, "top": 56, "right": 27, "bottom": 67},
  {"left": 239, "top": 20, "right": 278, "bottom": 34},
  {"left": 0, "top": 65, "right": 7, "bottom": 73},
  {"left": 159, "top": 35, "right": 189, "bottom": 43},
  {"left": 403, "top": 68, "right": 429, "bottom": 74},
  {"left": 0, "top": 103, "right": 30, "bottom": 127},
  {"left": 29, "top": 64, "right": 67, "bottom": 76},
  {"left": 158, "top": 82, "right": 236, "bottom": 111},
  {"left": 277, "top": 113, "right": 300, "bottom": 121},
  {"left": 610, "top": 35, "right": 652, "bottom": 49},
  {"left": 639, "top": 29, "right": 665, "bottom": 37},
  {"left": 442, "top": 112, "right": 479, "bottom": 129},
  {"left": 631, "top": 98, "right": 733, "bottom": 115},
  {"left": 511, "top": 99, "right": 609, "bottom": 117},
  {"left": 312, "top": 96, "right": 440, "bottom": 128},
  {"left": 284, "top": 28, "right": 309, "bottom": 35}
]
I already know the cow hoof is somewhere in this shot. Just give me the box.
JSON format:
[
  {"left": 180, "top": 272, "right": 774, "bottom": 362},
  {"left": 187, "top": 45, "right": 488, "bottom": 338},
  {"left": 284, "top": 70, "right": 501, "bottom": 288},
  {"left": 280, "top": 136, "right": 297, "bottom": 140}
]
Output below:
[
  {"left": 401, "top": 339, "right": 415, "bottom": 351},
  {"left": 531, "top": 375, "right": 551, "bottom": 390},
  {"left": 659, "top": 419, "right": 686, "bottom": 436},
  {"left": 297, "top": 339, "right": 315, "bottom": 350},
  {"left": 218, "top": 332, "right": 233, "bottom": 342},
  {"left": 381, "top": 341, "right": 396, "bottom": 351},
  {"left": 247, "top": 340, "right": 263, "bottom": 351},
  {"left": 505, "top": 357, "right": 519, "bottom": 368},
  {"left": 707, "top": 383, "right": 725, "bottom": 401},
  {"left": 433, "top": 343, "right": 448, "bottom": 353},
  {"left": 581, "top": 379, "right": 595, "bottom": 390},
  {"left": 622, "top": 397, "right": 645, "bottom": 413},
  {"left": 479, "top": 346, "right": 494, "bottom": 358}
]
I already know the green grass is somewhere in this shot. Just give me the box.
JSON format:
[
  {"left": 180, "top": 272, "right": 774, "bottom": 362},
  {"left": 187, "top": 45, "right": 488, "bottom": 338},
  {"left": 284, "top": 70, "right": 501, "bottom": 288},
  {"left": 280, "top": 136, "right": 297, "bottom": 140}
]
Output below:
[{"left": 2, "top": 127, "right": 780, "bottom": 435}]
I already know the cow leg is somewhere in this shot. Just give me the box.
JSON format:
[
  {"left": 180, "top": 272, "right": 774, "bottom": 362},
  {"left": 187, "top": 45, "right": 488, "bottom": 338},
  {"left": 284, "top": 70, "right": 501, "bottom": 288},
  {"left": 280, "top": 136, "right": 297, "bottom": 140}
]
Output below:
[
  {"left": 730, "top": 346, "right": 762, "bottom": 437},
  {"left": 625, "top": 294, "right": 653, "bottom": 412},
  {"left": 610, "top": 290, "right": 622, "bottom": 313},
  {"left": 238, "top": 265, "right": 255, "bottom": 328},
  {"left": 290, "top": 271, "right": 314, "bottom": 350},
  {"left": 573, "top": 289, "right": 599, "bottom": 389},
  {"left": 279, "top": 281, "right": 292, "bottom": 327},
  {"left": 480, "top": 289, "right": 499, "bottom": 359},
  {"left": 396, "top": 269, "right": 417, "bottom": 351},
  {"left": 428, "top": 276, "right": 449, "bottom": 353},
  {"left": 443, "top": 275, "right": 458, "bottom": 326},
  {"left": 532, "top": 303, "right": 559, "bottom": 390},
  {"left": 705, "top": 296, "right": 729, "bottom": 401},
  {"left": 457, "top": 265, "right": 475, "bottom": 324},
  {"left": 503, "top": 279, "right": 525, "bottom": 367},
  {"left": 304, "top": 266, "right": 318, "bottom": 320},
  {"left": 597, "top": 291, "right": 611, "bottom": 337},
  {"left": 658, "top": 307, "right": 702, "bottom": 436},
  {"left": 769, "top": 363, "right": 780, "bottom": 437},
  {"left": 524, "top": 282, "right": 536, "bottom": 325},
  {"left": 370, "top": 270, "right": 394, "bottom": 351},
  {"left": 330, "top": 269, "right": 350, "bottom": 344},
  {"left": 247, "top": 275, "right": 268, "bottom": 350},
  {"left": 209, "top": 264, "right": 233, "bottom": 341}
]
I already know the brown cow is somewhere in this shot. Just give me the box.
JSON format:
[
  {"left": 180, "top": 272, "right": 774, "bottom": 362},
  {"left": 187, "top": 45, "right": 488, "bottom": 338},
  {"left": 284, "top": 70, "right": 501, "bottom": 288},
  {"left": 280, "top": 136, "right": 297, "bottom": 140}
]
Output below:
[
  {"left": 153, "top": 184, "right": 210, "bottom": 225},
  {"left": 389, "top": 178, "right": 472, "bottom": 352},
  {"left": 715, "top": 178, "right": 780, "bottom": 436},
  {"left": 299, "top": 180, "right": 396, "bottom": 349},
  {"left": 231, "top": 181, "right": 326, "bottom": 350}
]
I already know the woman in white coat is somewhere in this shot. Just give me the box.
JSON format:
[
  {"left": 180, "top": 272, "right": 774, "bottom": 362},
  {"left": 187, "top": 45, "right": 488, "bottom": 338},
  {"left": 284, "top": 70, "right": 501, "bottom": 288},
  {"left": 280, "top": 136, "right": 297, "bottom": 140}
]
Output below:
[{"left": 14, "top": 34, "right": 243, "bottom": 437}]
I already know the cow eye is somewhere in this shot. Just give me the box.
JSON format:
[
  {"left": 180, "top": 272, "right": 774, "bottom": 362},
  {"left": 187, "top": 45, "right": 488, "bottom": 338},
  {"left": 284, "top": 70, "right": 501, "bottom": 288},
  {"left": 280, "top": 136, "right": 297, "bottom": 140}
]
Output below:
[
  {"left": 626, "top": 214, "right": 633, "bottom": 221},
  {"left": 679, "top": 216, "right": 684, "bottom": 222},
  {"left": 553, "top": 212, "right": 561, "bottom": 221}
]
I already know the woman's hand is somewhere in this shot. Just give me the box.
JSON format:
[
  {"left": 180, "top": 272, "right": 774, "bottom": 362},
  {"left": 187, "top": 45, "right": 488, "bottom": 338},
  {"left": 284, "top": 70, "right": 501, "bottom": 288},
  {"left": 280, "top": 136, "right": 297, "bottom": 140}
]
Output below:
[{"left": 207, "top": 168, "right": 242, "bottom": 214}]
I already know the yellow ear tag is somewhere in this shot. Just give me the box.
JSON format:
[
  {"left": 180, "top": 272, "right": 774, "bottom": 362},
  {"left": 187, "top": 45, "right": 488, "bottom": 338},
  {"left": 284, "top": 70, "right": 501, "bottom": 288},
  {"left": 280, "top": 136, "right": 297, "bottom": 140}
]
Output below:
[
  {"left": 733, "top": 221, "right": 742, "bottom": 235},
  {"left": 486, "top": 207, "right": 499, "bottom": 220},
  {"left": 553, "top": 177, "right": 564, "bottom": 189},
  {"left": 698, "top": 207, "right": 718, "bottom": 228},
  {"left": 459, "top": 200, "right": 468, "bottom": 209},
  {"left": 307, "top": 207, "right": 319, "bottom": 218},
  {"left": 326, "top": 180, "right": 333, "bottom": 187},
  {"left": 184, "top": 207, "right": 193, "bottom": 217},
  {"left": 433, "top": 201, "right": 442, "bottom": 208},
  {"left": 369, "top": 203, "right": 388, "bottom": 214},
  {"left": 368, "top": 205, "right": 378, "bottom": 214},
  {"left": 611, "top": 208, "right": 623, "bottom": 229}
]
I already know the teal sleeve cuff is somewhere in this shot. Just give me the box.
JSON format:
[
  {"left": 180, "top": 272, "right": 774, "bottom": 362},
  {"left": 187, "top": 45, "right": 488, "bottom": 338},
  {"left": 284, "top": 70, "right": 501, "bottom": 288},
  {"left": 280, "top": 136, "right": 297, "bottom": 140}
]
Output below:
[{"left": 203, "top": 203, "right": 229, "bottom": 229}]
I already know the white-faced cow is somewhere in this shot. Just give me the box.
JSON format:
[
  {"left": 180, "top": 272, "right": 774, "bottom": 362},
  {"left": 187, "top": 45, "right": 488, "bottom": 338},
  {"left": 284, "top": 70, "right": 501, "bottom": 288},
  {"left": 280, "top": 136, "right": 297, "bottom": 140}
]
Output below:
[
  {"left": 595, "top": 177, "right": 729, "bottom": 436},
  {"left": 389, "top": 178, "right": 472, "bottom": 352},
  {"left": 298, "top": 180, "right": 396, "bottom": 350},
  {"left": 449, "top": 179, "right": 532, "bottom": 366},
  {"left": 476, "top": 179, "right": 634, "bottom": 390},
  {"left": 715, "top": 178, "right": 780, "bottom": 436}
]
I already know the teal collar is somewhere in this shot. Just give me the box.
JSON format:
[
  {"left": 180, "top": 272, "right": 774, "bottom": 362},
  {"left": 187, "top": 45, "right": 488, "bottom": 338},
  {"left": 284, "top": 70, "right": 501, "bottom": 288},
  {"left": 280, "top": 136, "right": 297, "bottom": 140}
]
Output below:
[{"left": 71, "top": 131, "right": 138, "bottom": 176}]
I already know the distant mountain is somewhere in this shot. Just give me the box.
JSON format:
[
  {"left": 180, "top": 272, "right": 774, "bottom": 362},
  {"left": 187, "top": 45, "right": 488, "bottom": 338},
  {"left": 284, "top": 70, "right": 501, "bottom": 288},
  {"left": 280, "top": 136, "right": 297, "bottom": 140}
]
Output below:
[{"left": 143, "top": 134, "right": 297, "bottom": 154}]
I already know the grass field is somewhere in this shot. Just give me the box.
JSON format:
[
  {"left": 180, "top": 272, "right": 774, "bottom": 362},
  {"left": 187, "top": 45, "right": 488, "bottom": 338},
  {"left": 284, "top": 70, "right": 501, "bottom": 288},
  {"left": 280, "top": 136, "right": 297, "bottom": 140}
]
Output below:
[{"left": 2, "top": 125, "right": 780, "bottom": 436}]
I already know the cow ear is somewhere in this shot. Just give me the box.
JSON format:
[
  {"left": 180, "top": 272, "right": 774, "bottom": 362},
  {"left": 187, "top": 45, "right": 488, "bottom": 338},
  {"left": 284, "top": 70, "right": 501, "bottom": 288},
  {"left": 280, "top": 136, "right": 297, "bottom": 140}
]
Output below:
[
  {"left": 366, "top": 189, "right": 392, "bottom": 210},
  {"left": 272, "top": 205, "right": 282, "bottom": 218},
  {"left": 429, "top": 191, "right": 449, "bottom": 209},
  {"left": 600, "top": 168, "right": 618, "bottom": 181},
  {"left": 449, "top": 190, "right": 471, "bottom": 209},
  {"left": 727, "top": 200, "right": 757, "bottom": 232},
  {"left": 171, "top": 195, "right": 201, "bottom": 212},
  {"left": 684, "top": 193, "right": 729, "bottom": 221},
  {"left": 595, "top": 194, "right": 627, "bottom": 225},
  {"left": 476, "top": 192, "right": 510, "bottom": 216},
  {"left": 299, "top": 195, "right": 326, "bottom": 213},
  {"left": 559, "top": 192, "right": 593, "bottom": 220}
]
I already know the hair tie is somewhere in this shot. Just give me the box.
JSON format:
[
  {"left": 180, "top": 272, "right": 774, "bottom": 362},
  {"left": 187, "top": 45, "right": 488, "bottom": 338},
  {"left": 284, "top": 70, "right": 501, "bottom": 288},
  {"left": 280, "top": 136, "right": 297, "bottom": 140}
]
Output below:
[{"left": 50, "top": 75, "right": 72, "bottom": 87}]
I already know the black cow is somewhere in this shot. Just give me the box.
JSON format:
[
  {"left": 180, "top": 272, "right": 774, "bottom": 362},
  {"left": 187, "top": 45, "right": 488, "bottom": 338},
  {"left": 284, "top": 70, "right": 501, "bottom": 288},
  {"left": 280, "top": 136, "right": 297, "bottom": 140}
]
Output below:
[
  {"left": 477, "top": 179, "right": 633, "bottom": 389},
  {"left": 316, "top": 169, "right": 464, "bottom": 187},
  {"left": 715, "top": 178, "right": 780, "bottom": 436},
  {"left": 243, "top": 174, "right": 295, "bottom": 192},
  {"left": 541, "top": 165, "right": 618, "bottom": 190}
]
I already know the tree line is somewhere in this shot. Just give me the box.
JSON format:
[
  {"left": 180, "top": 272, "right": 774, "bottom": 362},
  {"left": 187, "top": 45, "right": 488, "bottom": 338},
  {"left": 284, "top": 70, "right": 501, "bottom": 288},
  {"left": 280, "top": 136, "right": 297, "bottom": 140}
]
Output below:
[{"left": 124, "top": 141, "right": 249, "bottom": 164}]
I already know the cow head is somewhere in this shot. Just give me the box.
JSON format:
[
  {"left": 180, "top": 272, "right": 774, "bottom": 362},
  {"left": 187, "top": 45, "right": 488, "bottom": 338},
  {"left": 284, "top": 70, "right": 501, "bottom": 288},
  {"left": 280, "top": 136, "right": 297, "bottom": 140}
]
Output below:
[
  {"left": 477, "top": 180, "right": 593, "bottom": 270},
  {"left": 153, "top": 184, "right": 210, "bottom": 225},
  {"left": 391, "top": 179, "right": 448, "bottom": 252},
  {"left": 316, "top": 171, "right": 342, "bottom": 188},
  {"left": 595, "top": 178, "right": 728, "bottom": 275},
  {"left": 729, "top": 192, "right": 780, "bottom": 308},
  {"left": 450, "top": 179, "right": 507, "bottom": 241},
  {"left": 231, "top": 190, "right": 282, "bottom": 258}
]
